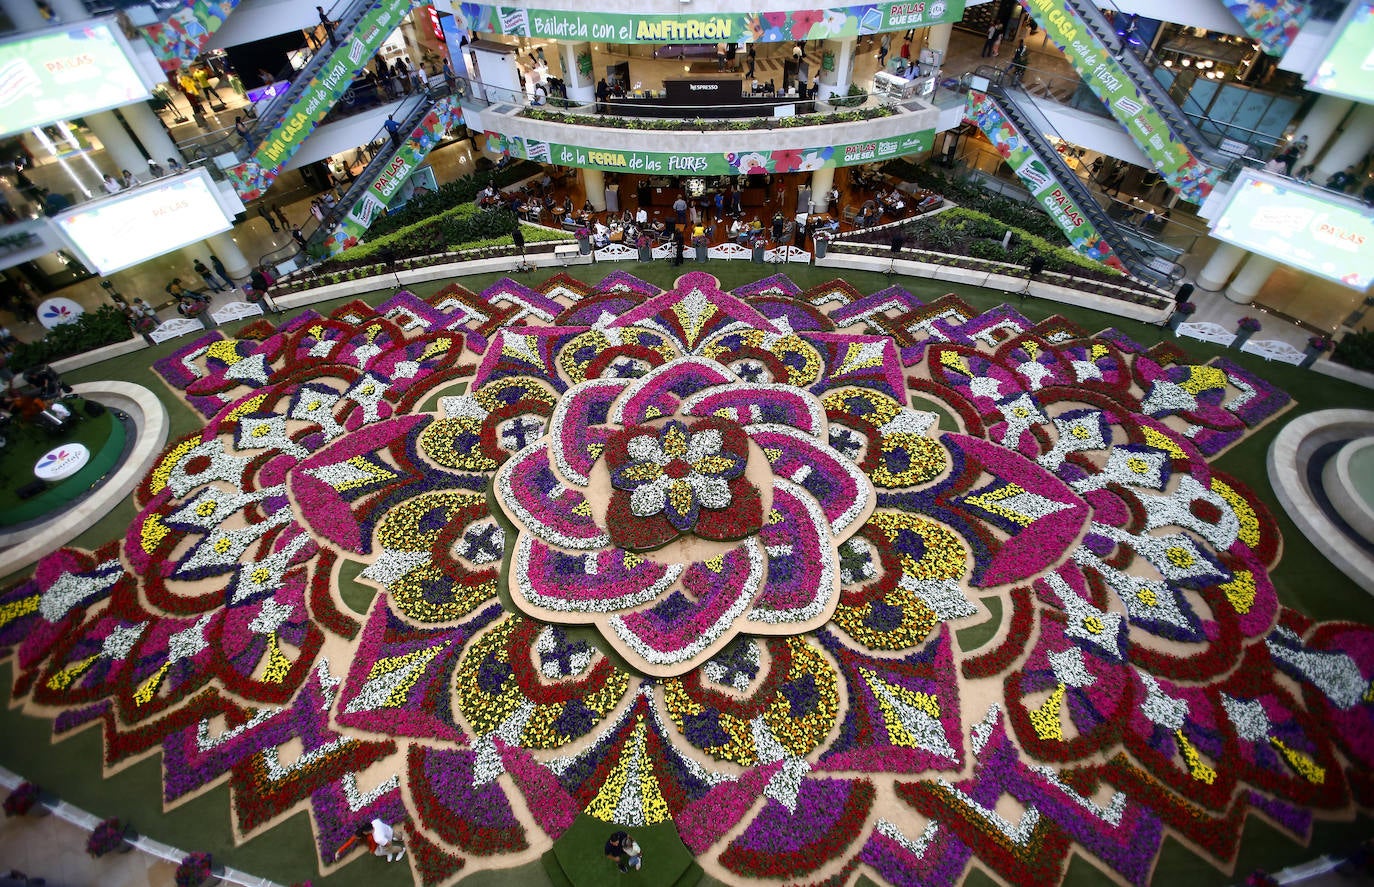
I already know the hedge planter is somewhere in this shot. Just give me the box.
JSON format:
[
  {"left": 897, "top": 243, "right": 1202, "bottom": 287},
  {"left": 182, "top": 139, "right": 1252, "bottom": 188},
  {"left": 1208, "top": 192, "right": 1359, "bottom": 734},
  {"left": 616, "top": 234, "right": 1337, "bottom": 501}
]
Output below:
[{"left": 1233, "top": 330, "right": 1254, "bottom": 349}]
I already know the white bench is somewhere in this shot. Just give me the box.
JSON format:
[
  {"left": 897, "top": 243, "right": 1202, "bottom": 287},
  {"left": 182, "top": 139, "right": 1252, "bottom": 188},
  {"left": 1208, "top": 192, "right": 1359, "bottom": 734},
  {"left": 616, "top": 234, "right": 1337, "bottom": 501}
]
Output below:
[
  {"left": 1175, "top": 321, "right": 1237, "bottom": 348},
  {"left": 149, "top": 317, "right": 207, "bottom": 343},
  {"left": 1240, "top": 338, "right": 1306, "bottom": 365},
  {"left": 210, "top": 301, "right": 265, "bottom": 324}
]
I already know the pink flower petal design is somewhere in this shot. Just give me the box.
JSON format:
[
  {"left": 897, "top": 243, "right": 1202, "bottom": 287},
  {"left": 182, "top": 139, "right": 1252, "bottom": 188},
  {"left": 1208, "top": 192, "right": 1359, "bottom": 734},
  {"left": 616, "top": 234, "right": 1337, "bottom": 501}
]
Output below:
[
  {"left": 608, "top": 357, "right": 735, "bottom": 426},
  {"left": 513, "top": 535, "right": 683, "bottom": 613},
  {"left": 495, "top": 442, "right": 608, "bottom": 550},
  {"left": 746, "top": 479, "right": 838, "bottom": 630},
  {"left": 549, "top": 377, "right": 628, "bottom": 487},
  {"left": 749, "top": 425, "right": 873, "bottom": 536}
]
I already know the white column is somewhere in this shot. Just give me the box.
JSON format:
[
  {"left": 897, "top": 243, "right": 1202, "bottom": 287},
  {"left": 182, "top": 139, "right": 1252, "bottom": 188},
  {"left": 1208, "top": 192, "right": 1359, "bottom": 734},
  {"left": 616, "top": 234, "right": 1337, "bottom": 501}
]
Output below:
[
  {"left": 923, "top": 23, "right": 953, "bottom": 59},
  {"left": 1293, "top": 95, "right": 1355, "bottom": 162},
  {"left": 121, "top": 101, "right": 187, "bottom": 169},
  {"left": 0, "top": 0, "right": 45, "bottom": 30},
  {"left": 1312, "top": 103, "right": 1374, "bottom": 184},
  {"left": 809, "top": 167, "right": 835, "bottom": 212},
  {"left": 207, "top": 231, "right": 252, "bottom": 285},
  {"left": 815, "top": 37, "right": 856, "bottom": 102},
  {"left": 1225, "top": 255, "right": 1279, "bottom": 304},
  {"left": 561, "top": 42, "right": 595, "bottom": 103},
  {"left": 84, "top": 111, "right": 146, "bottom": 178},
  {"left": 582, "top": 167, "right": 605, "bottom": 212},
  {"left": 1195, "top": 240, "right": 1247, "bottom": 291}
]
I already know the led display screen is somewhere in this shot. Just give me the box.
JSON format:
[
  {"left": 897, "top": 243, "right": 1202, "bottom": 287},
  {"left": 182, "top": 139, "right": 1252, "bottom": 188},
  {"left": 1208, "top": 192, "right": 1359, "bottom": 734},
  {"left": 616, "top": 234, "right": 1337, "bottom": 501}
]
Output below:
[
  {"left": 1212, "top": 171, "right": 1374, "bottom": 291},
  {"left": 0, "top": 23, "right": 150, "bottom": 138},
  {"left": 1308, "top": 1, "right": 1374, "bottom": 104},
  {"left": 54, "top": 170, "right": 233, "bottom": 275}
]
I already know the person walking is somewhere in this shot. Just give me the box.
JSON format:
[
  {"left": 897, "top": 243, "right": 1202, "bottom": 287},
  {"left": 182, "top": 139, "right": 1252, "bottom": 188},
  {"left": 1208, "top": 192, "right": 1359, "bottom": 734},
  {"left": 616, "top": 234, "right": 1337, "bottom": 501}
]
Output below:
[
  {"left": 194, "top": 66, "right": 224, "bottom": 108},
  {"left": 317, "top": 5, "right": 337, "bottom": 47},
  {"left": 258, "top": 204, "right": 278, "bottom": 233},
  {"left": 1010, "top": 40, "right": 1028, "bottom": 81},
  {"left": 292, "top": 226, "right": 308, "bottom": 251},
  {"left": 878, "top": 33, "right": 890, "bottom": 65},
  {"left": 234, "top": 116, "right": 254, "bottom": 150},
  {"left": 272, "top": 203, "right": 289, "bottom": 229},
  {"left": 193, "top": 258, "right": 227, "bottom": 292},
  {"left": 442, "top": 57, "right": 457, "bottom": 93},
  {"left": 335, "top": 820, "right": 406, "bottom": 863}
]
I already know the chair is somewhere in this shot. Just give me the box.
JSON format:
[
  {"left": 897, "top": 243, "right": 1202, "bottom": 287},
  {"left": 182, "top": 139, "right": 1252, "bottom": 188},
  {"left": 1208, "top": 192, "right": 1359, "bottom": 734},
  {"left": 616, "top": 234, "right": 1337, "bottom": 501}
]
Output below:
[{"left": 841, "top": 205, "right": 858, "bottom": 224}]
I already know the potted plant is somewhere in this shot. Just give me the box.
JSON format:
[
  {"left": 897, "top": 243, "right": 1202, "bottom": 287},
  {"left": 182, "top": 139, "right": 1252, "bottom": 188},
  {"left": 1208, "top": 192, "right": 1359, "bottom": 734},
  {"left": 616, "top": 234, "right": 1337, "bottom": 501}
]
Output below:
[
  {"left": 575, "top": 227, "right": 591, "bottom": 255},
  {"left": 1234, "top": 316, "right": 1262, "bottom": 348},
  {"left": 4, "top": 782, "right": 52, "bottom": 818},
  {"left": 176, "top": 852, "right": 222, "bottom": 887},
  {"left": 692, "top": 233, "right": 710, "bottom": 262},
  {"left": 1167, "top": 301, "right": 1196, "bottom": 332},
  {"left": 1302, "top": 334, "right": 1332, "bottom": 368},
  {"left": 87, "top": 818, "right": 134, "bottom": 856},
  {"left": 751, "top": 234, "right": 767, "bottom": 264},
  {"left": 636, "top": 234, "right": 652, "bottom": 262}
]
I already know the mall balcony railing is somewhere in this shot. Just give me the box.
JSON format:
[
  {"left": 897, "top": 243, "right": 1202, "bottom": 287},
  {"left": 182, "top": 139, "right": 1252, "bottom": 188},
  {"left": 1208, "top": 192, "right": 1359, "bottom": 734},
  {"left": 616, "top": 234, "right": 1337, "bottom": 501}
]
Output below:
[{"left": 972, "top": 66, "right": 1185, "bottom": 288}]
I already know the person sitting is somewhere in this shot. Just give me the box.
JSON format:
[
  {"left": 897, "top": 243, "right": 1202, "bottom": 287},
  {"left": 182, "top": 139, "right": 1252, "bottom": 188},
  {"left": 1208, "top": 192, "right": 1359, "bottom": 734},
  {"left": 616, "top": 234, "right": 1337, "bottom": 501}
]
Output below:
[
  {"left": 593, "top": 220, "right": 610, "bottom": 247},
  {"left": 729, "top": 218, "right": 745, "bottom": 241},
  {"left": 176, "top": 296, "right": 203, "bottom": 317},
  {"left": 582, "top": 198, "right": 595, "bottom": 214}
]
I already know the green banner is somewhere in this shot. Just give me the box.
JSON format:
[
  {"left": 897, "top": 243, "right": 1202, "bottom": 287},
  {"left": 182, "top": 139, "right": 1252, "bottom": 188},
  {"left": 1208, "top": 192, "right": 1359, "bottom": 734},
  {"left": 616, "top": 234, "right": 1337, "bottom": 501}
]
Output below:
[
  {"left": 964, "top": 90, "right": 1125, "bottom": 272},
  {"left": 1309, "top": 1, "right": 1374, "bottom": 104},
  {"left": 456, "top": 1, "right": 966, "bottom": 44},
  {"left": 226, "top": 0, "right": 415, "bottom": 200},
  {"left": 485, "top": 130, "right": 933, "bottom": 176},
  {"left": 1018, "top": 0, "right": 1219, "bottom": 204},
  {"left": 325, "top": 97, "right": 463, "bottom": 255}
]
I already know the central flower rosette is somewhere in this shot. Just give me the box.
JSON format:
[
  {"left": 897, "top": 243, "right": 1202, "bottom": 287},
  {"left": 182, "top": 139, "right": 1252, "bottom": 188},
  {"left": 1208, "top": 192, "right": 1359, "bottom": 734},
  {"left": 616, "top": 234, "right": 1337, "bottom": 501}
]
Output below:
[
  {"left": 496, "top": 357, "right": 875, "bottom": 676},
  {"left": 604, "top": 417, "right": 762, "bottom": 550}
]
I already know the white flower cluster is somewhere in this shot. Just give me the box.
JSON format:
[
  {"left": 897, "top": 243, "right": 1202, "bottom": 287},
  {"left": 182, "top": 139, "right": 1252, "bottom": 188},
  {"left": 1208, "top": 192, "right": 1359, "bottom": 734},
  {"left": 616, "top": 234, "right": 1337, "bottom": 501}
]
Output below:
[
  {"left": 938, "top": 778, "right": 1041, "bottom": 846},
  {"left": 1048, "top": 647, "right": 1096, "bottom": 690},
  {"left": 38, "top": 559, "right": 124, "bottom": 623},
  {"left": 164, "top": 439, "right": 252, "bottom": 499},
  {"left": 514, "top": 536, "right": 683, "bottom": 613},
  {"left": 342, "top": 772, "right": 400, "bottom": 813},
  {"left": 288, "top": 385, "right": 346, "bottom": 441},
  {"left": 1073, "top": 546, "right": 1195, "bottom": 632},
  {"left": 1073, "top": 446, "right": 1170, "bottom": 494},
  {"left": 1265, "top": 627, "right": 1367, "bottom": 710},
  {"left": 1037, "top": 411, "right": 1107, "bottom": 472},
  {"left": 235, "top": 414, "right": 310, "bottom": 458},
  {"left": 703, "top": 637, "right": 760, "bottom": 691},
  {"left": 1138, "top": 379, "right": 1198, "bottom": 417},
  {"left": 1042, "top": 571, "right": 1125, "bottom": 658},
  {"left": 167, "top": 613, "right": 215, "bottom": 664},
  {"left": 176, "top": 504, "right": 294, "bottom": 577},
  {"left": 995, "top": 393, "right": 1048, "bottom": 451},
  {"left": 971, "top": 704, "right": 1002, "bottom": 756},
  {"left": 1028, "top": 763, "right": 1128, "bottom": 827},
  {"left": 875, "top": 819, "right": 941, "bottom": 858},
  {"left": 1220, "top": 692, "right": 1272, "bottom": 742},
  {"left": 536, "top": 626, "right": 594, "bottom": 679},
  {"left": 1138, "top": 475, "right": 1240, "bottom": 549},
  {"left": 902, "top": 576, "right": 977, "bottom": 621},
  {"left": 1136, "top": 671, "right": 1188, "bottom": 730}
]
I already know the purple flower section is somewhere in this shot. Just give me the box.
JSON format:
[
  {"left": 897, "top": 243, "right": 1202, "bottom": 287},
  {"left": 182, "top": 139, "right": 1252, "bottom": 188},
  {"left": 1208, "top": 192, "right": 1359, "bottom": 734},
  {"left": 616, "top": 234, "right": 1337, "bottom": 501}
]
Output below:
[
  {"left": 153, "top": 332, "right": 226, "bottom": 392},
  {"left": 857, "top": 822, "right": 973, "bottom": 887},
  {"left": 956, "top": 304, "right": 1034, "bottom": 341},
  {"left": 829, "top": 286, "right": 923, "bottom": 327},
  {"left": 1095, "top": 328, "right": 1149, "bottom": 354},
  {"left": 54, "top": 701, "right": 111, "bottom": 735},
  {"left": 311, "top": 778, "right": 407, "bottom": 863},
  {"left": 1247, "top": 790, "right": 1313, "bottom": 840},
  {"left": 377, "top": 291, "right": 452, "bottom": 329},
  {"left": 161, "top": 667, "right": 337, "bottom": 803},
  {"left": 803, "top": 332, "right": 907, "bottom": 399},
  {"left": 494, "top": 738, "right": 580, "bottom": 839},
  {"left": 732, "top": 273, "right": 803, "bottom": 298},
  {"left": 732, "top": 778, "right": 858, "bottom": 853},
  {"left": 675, "top": 762, "right": 780, "bottom": 853},
  {"left": 558, "top": 297, "right": 643, "bottom": 327},
  {"left": 472, "top": 327, "right": 580, "bottom": 389},
  {"left": 592, "top": 270, "right": 662, "bottom": 296},
  {"left": 478, "top": 279, "right": 563, "bottom": 321},
  {"left": 417, "top": 746, "right": 523, "bottom": 833}
]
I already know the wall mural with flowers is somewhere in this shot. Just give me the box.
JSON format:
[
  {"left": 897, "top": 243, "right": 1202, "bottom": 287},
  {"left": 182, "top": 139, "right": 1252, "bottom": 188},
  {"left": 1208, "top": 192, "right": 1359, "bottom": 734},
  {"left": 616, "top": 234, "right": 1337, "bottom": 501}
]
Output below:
[{"left": 2, "top": 270, "right": 1371, "bottom": 887}]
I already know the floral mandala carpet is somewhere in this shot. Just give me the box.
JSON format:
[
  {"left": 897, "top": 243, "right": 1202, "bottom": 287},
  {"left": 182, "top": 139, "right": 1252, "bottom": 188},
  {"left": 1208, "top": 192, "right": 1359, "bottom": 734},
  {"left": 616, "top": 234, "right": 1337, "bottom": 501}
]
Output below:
[{"left": 3, "top": 271, "right": 1372, "bottom": 886}]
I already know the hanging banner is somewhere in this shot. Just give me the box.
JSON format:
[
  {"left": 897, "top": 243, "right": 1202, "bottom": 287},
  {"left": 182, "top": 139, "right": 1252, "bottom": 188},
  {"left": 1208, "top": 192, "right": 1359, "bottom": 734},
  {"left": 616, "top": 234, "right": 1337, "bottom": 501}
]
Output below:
[
  {"left": 484, "top": 129, "right": 934, "bottom": 176},
  {"left": 964, "top": 90, "right": 1126, "bottom": 272},
  {"left": 141, "top": 0, "right": 244, "bottom": 71},
  {"left": 1222, "top": 0, "right": 1309, "bottom": 56},
  {"left": 456, "top": 1, "right": 967, "bottom": 44},
  {"left": 1018, "top": 0, "right": 1219, "bottom": 204},
  {"left": 324, "top": 97, "right": 464, "bottom": 254},
  {"left": 225, "top": 0, "right": 416, "bottom": 200}
]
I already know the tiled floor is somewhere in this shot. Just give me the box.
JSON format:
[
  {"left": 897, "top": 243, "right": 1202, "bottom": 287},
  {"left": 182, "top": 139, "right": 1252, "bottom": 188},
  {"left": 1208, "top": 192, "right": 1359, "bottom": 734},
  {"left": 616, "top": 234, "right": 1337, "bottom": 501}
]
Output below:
[{"left": 0, "top": 810, "right": 179, "bottom": 887}]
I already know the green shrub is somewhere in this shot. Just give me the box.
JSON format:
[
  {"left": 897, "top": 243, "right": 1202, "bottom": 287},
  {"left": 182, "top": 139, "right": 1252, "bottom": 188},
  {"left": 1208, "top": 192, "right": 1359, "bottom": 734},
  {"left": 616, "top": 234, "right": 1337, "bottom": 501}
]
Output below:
[
  {"left": 1333, "top": 329, "right": 1374, "bottom": 372},
  {"left": 7, "top": 304, "right": 133, "bottom": 373}
]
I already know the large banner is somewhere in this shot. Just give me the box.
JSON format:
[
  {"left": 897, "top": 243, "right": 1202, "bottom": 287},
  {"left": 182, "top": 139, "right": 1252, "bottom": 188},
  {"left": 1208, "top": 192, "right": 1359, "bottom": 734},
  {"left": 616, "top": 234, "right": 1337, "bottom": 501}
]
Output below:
[
  {"left": 964, "top": 90, "right": 1126, "bottom": 272},
  {"left": 456, "top": 1, "right": 966, "bottom": 44},
  {"left": 140, "top": 0, "right": 243, "bottom": 71},
  {"left": 324, "top": 97, "right": 463, "bottom": 255},
  {"left": 484, "top": 129, "right": 933, "bottom": 176},
  {"left": 1222, "top": 0, "right": 1309, "bottom": 56},
  {"left": 1212, "top": 171, "right": 1374, "bottom": 291},
  {"left": 1018, "top": 0, "right": 1219, "bottom": 204},
  {"left": 226, "top": 0, "right": 415, "bottom": 200},
  {"left": 0, "top": 24, "right": 150, "bottom": 139}
]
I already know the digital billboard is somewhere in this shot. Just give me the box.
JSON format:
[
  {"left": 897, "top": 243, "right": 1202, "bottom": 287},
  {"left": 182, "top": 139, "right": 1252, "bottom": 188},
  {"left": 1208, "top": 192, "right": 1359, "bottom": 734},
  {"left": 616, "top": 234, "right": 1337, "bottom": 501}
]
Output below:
[
  {"left": 1211, "top": 171, "right": 1374, "bottom": 291},
  {"left": 1307, "top": 1, "right": 1374, "bottom": 104},
  {"left": 53, "top": 170, "right": 233, "bottom": 275},
  {"left": 0, "top": 23, "right": 150, "bottom": 139}
]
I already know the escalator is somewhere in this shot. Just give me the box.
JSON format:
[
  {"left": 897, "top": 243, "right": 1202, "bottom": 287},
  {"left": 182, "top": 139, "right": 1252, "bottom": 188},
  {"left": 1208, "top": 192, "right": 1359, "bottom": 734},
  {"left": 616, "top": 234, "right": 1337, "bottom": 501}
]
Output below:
[
  {"left": 966, "top": 66, "right": 1185, "bottom": 288},
  {"left": 1018, "top": 0, "right": 1251, "bottom": 204},
  {"left": 222, "top": 0, "right": 418, "bottom": 200},
  {"left": 309, "top": 92, "right": 462, "bottom": 256}
]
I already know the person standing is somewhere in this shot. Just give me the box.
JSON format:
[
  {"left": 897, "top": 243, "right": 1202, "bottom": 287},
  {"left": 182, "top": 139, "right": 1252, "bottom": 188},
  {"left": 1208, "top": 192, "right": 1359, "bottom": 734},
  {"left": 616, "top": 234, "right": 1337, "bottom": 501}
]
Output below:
[
  {"left": 746, "top": 43, "right": 756, "bottom": 79},
  {"left": 235, "top": 116, "right": 254, "bottom": 150},
  {"left": 193, "top": 258, "right": 227, "bottom": 292},
  {"left": 442, "top": 57, "right": 457, "bottom": 93},
  {"left": 671, "top": 227, "right": 684, "bottom": 266},
  {"left": 1010, "top": 40, "right": 1028, "bottom": 81},
  {"left": 272, "top": 203, "right": 289, "bottom": 229},
  {"left": 210, "top": 255, "right": 232, "bottom": 288},
  {"left": 317, "top": 5, "right": 337, "bottom": 47},
  {"left": 878, "top": 33, "right": 891, "bottom": 65},
  {"left": 982, "top": 22, "right": 1000, "bottom": 57},
  {"left": 991, "top": 24, "right": 1004, "bottom": 57},
  {"left": 604, "top": 832, "right": 642, "bottom": 874},
  {"left": 384, "top": 115, "right": 402, "bottom": 148},
  {"left": 595, "top": 78, "right": 610, "bottom": 114}
]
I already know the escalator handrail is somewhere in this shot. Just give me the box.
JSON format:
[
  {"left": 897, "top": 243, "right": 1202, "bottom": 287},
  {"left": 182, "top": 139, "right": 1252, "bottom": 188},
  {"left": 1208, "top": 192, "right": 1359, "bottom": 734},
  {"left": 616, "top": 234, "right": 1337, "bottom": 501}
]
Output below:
[{"left": 972, "top": 66, "right": 1184, "bottom": 284}]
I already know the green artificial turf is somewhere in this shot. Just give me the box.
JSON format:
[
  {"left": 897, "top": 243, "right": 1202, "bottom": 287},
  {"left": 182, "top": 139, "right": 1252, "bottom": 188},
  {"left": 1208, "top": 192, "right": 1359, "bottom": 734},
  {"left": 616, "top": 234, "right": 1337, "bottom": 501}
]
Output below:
[
  {"left": 2, "top": 262, "right": 1371, "bottom": 887},
  {"left": 0, "top": 403, "right": 120, "bottom": 524}
]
